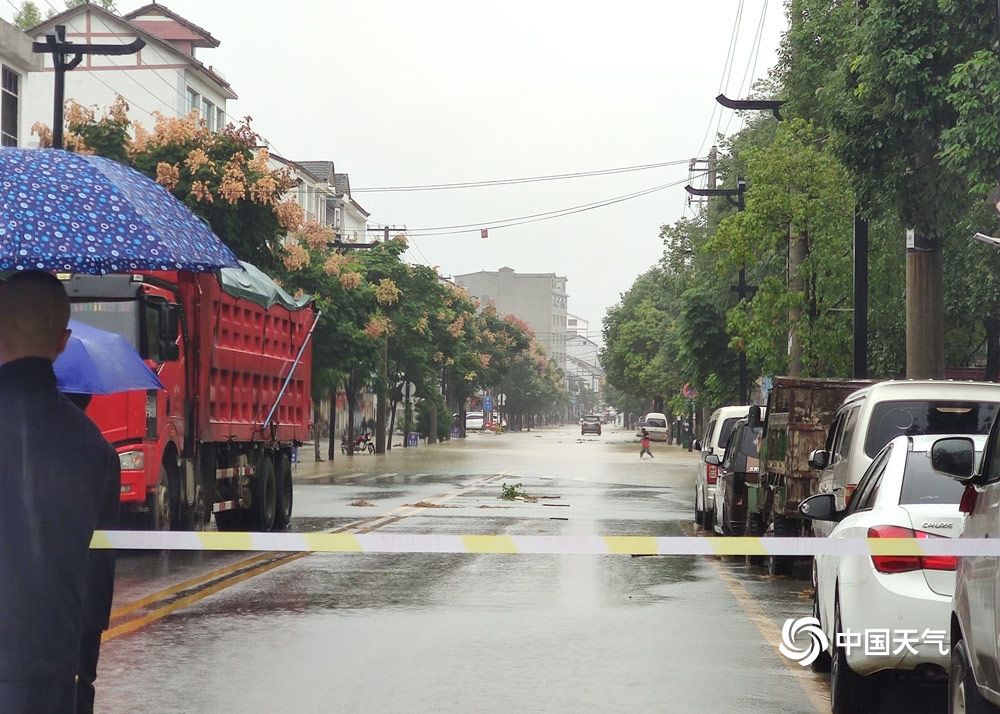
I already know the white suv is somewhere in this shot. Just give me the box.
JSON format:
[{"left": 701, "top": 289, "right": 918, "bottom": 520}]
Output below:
[
  {"left": 693, "top": 405, "right": 747, "bottom": 531},
  {"left": 809, "top": 380, "right": 1000, "bottom": 537}
]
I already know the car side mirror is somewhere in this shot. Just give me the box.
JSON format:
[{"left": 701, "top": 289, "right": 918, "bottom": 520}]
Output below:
[
  {"left": 692, "top": 439, "right": 702, "bottom": 451},
  {"left": 808, "top": 449, "right": 830, "bottom": 470},
  {"left": 931, "top": 437, "right": 977, "bottom": 482},
  {"left": 747, "top": 405, "right": 762, "bottom": 430},
  {"left": 705, "top": 453, "right": 722, "bottom": 466},
  {"left": 798, "top": 493, "right": 840, "bottom": 522}
]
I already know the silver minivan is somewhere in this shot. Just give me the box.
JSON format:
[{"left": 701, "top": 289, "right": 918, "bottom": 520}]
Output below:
[
  {"left": 809, "top": 380, "right": 1000, "bottom": 537},
  {"left": 693, "top": 405, "right": 747, "bottom": 531}
]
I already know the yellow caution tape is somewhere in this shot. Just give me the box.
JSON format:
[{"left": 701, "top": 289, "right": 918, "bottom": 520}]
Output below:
[{"left": 88, "top": 531, "right": 998, "bottom": 556}]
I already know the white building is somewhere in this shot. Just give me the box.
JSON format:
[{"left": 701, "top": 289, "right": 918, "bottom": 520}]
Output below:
[
  {"left": 24, "top": 3, "right": 236, "bottom": 145},
  {"left": 0, "top": 17, "right": 41, "bottom": 147},
  {"left": 295, "top": 161, "right": 371, "bottom": 240}
]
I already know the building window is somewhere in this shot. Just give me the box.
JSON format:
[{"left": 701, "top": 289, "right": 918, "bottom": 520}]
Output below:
[
  {"left": 203, "top": 98, "right": 215, "bottom": 131},
  {"left": 217, "top": 107, "right": 226, "bottom": 130},
  {"left": 186, "top": 87, "right": 200, "bottom": 115},
  {"left": 2, "top": 66, "right": 18, "bottom": 147}
]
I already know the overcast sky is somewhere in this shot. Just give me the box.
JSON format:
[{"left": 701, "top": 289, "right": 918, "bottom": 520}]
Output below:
[{"left": 16, "top": 0, "right": 788, "bottom": 341}]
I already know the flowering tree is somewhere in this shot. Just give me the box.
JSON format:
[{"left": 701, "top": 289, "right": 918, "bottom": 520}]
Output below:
[{"left": 35, "top": 98, "right": 302, "bottom": 272}]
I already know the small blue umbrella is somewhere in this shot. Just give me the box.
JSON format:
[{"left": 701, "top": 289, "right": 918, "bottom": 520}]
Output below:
[
  {"left": 0, "top": 147, "right": 241, "bottom": 274},
  {"left": 53, "top": 319, "right": 164, "bottom": 395}
]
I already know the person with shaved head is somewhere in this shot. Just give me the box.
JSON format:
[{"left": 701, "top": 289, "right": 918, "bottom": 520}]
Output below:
[{"left": 0, "top": 270, "right": 120, "bottom": 714}]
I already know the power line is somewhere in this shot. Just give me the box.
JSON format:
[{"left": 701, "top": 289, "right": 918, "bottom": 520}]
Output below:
[{"left": 352, "top": 160, "right": 690, "bottom": 193}]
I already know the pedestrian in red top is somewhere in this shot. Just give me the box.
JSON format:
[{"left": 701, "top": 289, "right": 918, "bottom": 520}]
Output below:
[{"left": 640, "top": 428, "right": 653, "bottom": 458}]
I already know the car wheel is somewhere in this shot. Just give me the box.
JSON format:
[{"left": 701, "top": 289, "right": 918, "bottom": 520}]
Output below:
[
  {"left": 810, "top": 588, "right": 831, "bottom": 673},
  {"left": 695, "top": 493, "right": 704, "bottom": 526},
  {"left": 767, "top": 514, "right": 796, "bottom": 577},
  {"left": 951, "top": 638, "right": 999, "bottom": 714},
  {"left": 831, "top": 596, "right": 867, "bottom": 714}
]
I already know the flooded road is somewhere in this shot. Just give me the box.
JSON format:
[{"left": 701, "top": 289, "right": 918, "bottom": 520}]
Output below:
[{"left": 99, "top": 426, "right": 830, "bottom": 713}]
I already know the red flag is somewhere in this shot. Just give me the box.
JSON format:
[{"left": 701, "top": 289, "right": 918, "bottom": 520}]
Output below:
[{"left": 481, "top": 229, "right": 488, "bottom": 239}]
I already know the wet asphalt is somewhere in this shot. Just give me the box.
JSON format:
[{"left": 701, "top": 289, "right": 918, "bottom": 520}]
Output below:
[{"left": 96, "top": 426, "right": 945, "bottom": 714}]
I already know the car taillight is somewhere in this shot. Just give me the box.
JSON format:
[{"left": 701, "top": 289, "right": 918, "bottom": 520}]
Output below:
[
  {"left": 867, "top": 525, "right": 957, "bottom": 573},
  {"left": 706, "top": 463, "right": 718, "bottom": 485},
  {"left": 844, "top": 483, "right": 857, "bottom": 504}
]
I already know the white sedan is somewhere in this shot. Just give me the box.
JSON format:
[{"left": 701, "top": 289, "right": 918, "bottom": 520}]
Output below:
[{"left": 798, "top": 434, "right": 983, "bottom": 714}]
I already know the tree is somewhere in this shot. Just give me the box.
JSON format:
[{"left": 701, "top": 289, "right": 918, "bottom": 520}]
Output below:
[
  {"left": 65, "top": 0, "right": 117, "bottom": 9},
  {"left": 13, "top": 1, "right": 42, "bottom": 28},
  {"left": 782, "top": 0, "right": 1000, "bottom": 378}
]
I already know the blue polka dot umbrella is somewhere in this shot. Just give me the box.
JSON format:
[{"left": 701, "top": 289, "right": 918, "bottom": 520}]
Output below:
[{"left": 0, "top": 147, "right": 242, "bottom": 274}]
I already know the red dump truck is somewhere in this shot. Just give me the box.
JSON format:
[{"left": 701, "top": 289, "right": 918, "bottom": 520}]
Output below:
[{"left": 62, "top": 263, "right": 317, "bottom": 532}]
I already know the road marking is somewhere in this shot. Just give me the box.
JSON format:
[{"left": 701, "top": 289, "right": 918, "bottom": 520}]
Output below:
[{"left": 711, "top": 560, "right": 829, "bottom": 714}]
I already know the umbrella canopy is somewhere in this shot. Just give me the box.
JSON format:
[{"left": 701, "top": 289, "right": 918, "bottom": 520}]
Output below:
[
  {"left": 0, "top": 147, "right": 241, "bottom": 274},
  {"left": 53, "top": 319, "right": 164, "bottom": 394}
]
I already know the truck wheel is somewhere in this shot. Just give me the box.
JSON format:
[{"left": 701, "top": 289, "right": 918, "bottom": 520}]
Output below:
[
  {"left": 767, "top": 515, "right": 796, "bottom": 577},
  {"left": 831, "top": 597, "right": 868, "bottom": 714},
  {"left": 273, "top": 452, "right": 293, "bottom": 530},
  {"left": 148, "top": 465, "right": 172, "bottom": 531},
  {"left": 951, "top": 639, "right": 998, "bottom": 714},
  {"left": 251, "top": 454, "right": 276, "bottom": 532}
]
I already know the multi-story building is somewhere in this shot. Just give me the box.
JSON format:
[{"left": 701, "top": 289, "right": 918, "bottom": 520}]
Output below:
[
  {"left": 453, "top": 267, "right": 569, "bottom": 379},
  {"left": 24, "top": 3, "right": 236, "bottom": 143},
  {"left": 295, "top": 161, "right": 370, "bottom": 241}
]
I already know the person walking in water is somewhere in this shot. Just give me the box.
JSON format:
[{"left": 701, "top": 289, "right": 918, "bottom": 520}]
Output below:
[{"left": 639, "top": 428, "right": 653, "bottom": 459}]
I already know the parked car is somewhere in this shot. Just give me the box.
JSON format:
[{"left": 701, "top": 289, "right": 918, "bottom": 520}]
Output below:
[
  {"left": 930, "top": 428, "right": 1000, "bottom": 713},
  {"left": 465, "top": 412, "right": 484, "bottom": 431},
  {"left": 800, "top": 434, "right": 981, "bottom": 714},
  {"left": 636, "top": 412, "right": 669, "bottom": 442},
  {"left": 580, "top": 415, "right": 602, "bottom": 436},
  {"left": 808, "top": 380, "right": 1000, "bottom": 538},
  {"left": 709, "top": 409, "right": 765, "bottom": 536},
  {"left": 694, "top": 405, "right": 747, "bottom": 531}
]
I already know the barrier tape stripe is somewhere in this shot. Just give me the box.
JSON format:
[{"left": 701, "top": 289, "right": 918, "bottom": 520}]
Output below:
[{"left": 88, "top": 531, "right": 1000, "bottom": 556}]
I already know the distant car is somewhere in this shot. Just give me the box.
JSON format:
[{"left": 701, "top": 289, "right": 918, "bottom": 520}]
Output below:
[
  {"left": 694, "top": 405, "right": 747, "bottom": 531},
  {"left": 465, "top": 412, "right": 484, "bottom": 431},
  {"left": 580, "top": 415, "right": 602, "bottom": 436},
  {"left": 637, "top": 412, "right": 669, "bottom": 441},
  {"left": 800, "top": 434, "right": 980, "bottom": 713}
]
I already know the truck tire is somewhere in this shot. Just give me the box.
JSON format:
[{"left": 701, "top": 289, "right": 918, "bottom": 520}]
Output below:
[
  {"left": 251, "top": 453, "right": 276, "bottom": 531},
  {"left": 831, "top": 596, "right": 868, "bottom": 714},
  {"left": 767, "top": 514, "right": 796, "bottom": 577},
  {"left": 148, "top": 465, "right": 172, "bottom": 531},
  {"left": 273, "top": 452, "right": 293, "bottom": 530}
]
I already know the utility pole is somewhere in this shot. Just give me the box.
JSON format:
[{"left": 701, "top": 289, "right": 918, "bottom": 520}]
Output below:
[
  {"left": 33, "top": 25, "right": 144, "bottom": 150},
  {"left": 685, "top": 177, "right": 755, "bottom": 404}
]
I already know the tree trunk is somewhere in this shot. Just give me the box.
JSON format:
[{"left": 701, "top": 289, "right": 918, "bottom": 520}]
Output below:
[
  {"left": 327, "top": 388, "right": 336, "bottom": 461},
  {"left": 985, "top": 317, "right": 1000, "bottom": 382},
  {"left": 428, "top": 403, "right": 438, "bottom": 444},
  {"left": 905, "top": 231, "right": 944, "bottom": 379},
  {"left": 375, "top": 338, "right": 388, "bottom": 454},
  {"left": 387, "top": 398, "right": 398, "bottom": 451},
  {"left": 788, "top": 229, "right": 807, "bottom": 376}
]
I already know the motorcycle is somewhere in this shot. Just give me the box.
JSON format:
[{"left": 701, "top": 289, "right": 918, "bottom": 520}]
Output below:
[{"left": 341, "top": 432, "right": 375, "bottom": 454}]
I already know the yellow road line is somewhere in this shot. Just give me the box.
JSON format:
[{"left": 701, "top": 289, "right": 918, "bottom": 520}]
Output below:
[{"left": 710, "top": 559, "right": 829, "bottom": 714}]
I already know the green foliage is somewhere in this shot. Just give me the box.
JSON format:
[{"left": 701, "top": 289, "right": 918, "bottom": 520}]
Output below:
[
  {"left": 13, "top": 1, "right": 42, "bottom": 28},
  {"left": 500, "top": 483, "right": 528, "bottom": 500}
]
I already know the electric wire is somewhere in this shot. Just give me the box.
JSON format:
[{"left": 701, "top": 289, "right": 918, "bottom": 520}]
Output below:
[{"left": 722, "top": 0, "right": 769, "bottom": 139}]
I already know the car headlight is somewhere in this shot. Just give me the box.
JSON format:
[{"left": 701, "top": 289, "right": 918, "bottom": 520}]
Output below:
[{"left": 119, "top": 449, "right": 145, "bottom": 471}]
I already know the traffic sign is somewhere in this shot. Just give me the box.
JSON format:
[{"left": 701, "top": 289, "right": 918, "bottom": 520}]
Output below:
[
  {"left": 483, "top": 396, "right": 492, "bottom": 412},
  {"left": 496, "top": 392, "right": 507, "bottom": 406},
  {"left": 682, "top": 382, "right": 698, "bottom": 399}
]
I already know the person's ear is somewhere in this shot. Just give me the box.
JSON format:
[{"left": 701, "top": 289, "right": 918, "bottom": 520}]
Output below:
[{"left": 56, "top": 328, "right": 71, "bottom": 356}]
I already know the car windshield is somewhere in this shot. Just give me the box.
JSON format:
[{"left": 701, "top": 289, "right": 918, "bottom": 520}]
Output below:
[
  {"left": 646, "top": 418, "right": 666, "bottom": 428},
  {"left": 718, "top": 417, "right": 740, "bottom": 448},
  {"left": 582, "top": 416, "right": 600, "bottom": 423},
  {"left": 898, "top": 451, "right": 975, "bottom": 505},
  {"left": 864, "top": 400, "right": 999, "bottom": 457},
  {"left": 70, "top": 300, "right": 141, "bottom": 349}
]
